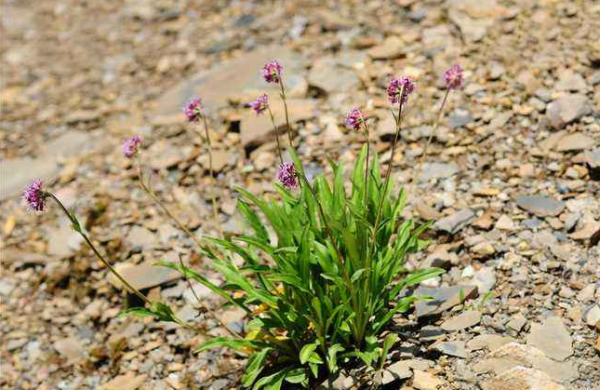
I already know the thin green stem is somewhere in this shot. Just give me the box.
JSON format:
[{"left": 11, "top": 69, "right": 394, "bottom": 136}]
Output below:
[
  {"left": 47, "top": 194, "right": 151, "bottom": 305},
  {"left": 135, "top": 156, "right": 203, "bottom": 249},
  {"left": 201, "top": 114, "right": 223, "bottom": 238},
  {"left": 410, "top": 88, "right": 452, "bottom": 196},
  {"left": 267, "top": 106, "right": 284, "bottom": 165},
  {"left": 278, "top": 75, "right": 294, "bottom": 149},
  {"left": 361, "top": 114, "right": 371, "bottom": 215}
]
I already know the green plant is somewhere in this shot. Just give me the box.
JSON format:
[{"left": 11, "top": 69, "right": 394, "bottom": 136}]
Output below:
[{"left": 158, "top": 146, "right": 443, "bottom": 388}]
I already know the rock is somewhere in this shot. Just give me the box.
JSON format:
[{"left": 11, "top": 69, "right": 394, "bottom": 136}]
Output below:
[
  {"left": 433, "top": 209, "right": 475, "bottom": 234},
  {"left": 554, "top": 70, "right": 587, "bottom": 92},
  {"left": 101, "top": 372, "right": 147, "bottom": 390},
  {"left": 441, "top": 310, "right": 481, "bottom": 332},
  {"left": 495, "top": 215, "right": 515, "bottom": 231},
  {"left": 415, "top": 285, "right": 478, "bottom": 317},
  {"left": 308, "top": 57, "right": 360, "bottom": 94},
  {"left": 0, "top": 156, "right": 58, "bottom": 201},
  {"left": 516, "top": 196, "right": 565, "bottom": 217},
  {"left": 420, "top": 163, "right": 459, "bottom": 181},
  {"left": 584, "top": 305, "right": 600, "bottom": 327},
  {"left": 555, "top": 133, "right": 596, "bottom": 152},
  {"left": 368, "top": 36, "right": 405, "bottom": 60},
  {"left": 47, "top": 218, "right": 83, "bottom": 259},
  {"left": 482, "top": 367, "right": 564, "bottom": 390},
  {"left": 576, "top": 284, "right": 596, "bottom": 302},
  {"left": 155, "top": 46, "right": 307, "bottom": 116},
  {"left": 382, "top": 360, "right": 412, "bottom": 384},
  {"left": 54, "top": 337, "right": 85, "bottom": 365},
  {"left": 526, "top": 316, "right": 573, "bottom": 361},
  {"left": 415, "top": 200, "right": 443, "bottom": 220},
  {"left": 240, "top": 99, "right": 317, "bottom": 149},
  {"left": 472, "top": 241, "right": 495, "bottom": 256},
  {"left": 108, "top": 263, "right": 181, "bottom": 291},
  {"left": 467, "top": 334, "right": 514, "bottom": 351},
  {"left": 506, "top": 314, "right": 527, "bottom": 333},
  {"left": 447, "top": 110, "right": 473, "bottom": 129},
  {"left": 412, "top": 370, "right": 444, "bottom": 390},
  {"left": 546, "top": 94, "right": 592, "bottom": 129},
  {"left": 419, "top": 325, "right": 445, "bottom": 342},
  {"left": 126, "top": 226, "right": 158, "bottom": 251},
  {"left": 447, "top": 0, "right": 501, "bottom": 43},
  {"left": 430, "top": 340, "right": 468, "bottom": 358}
]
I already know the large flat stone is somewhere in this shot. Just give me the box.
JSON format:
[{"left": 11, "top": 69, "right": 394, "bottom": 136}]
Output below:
[
  {"left": 414, "top": 285, "right": 478, "bottom": 318},
  {"left": 154, "top": 46, "right": 307, "bottom": 117},
  {"left": 526, "top": 316, "right": 573, "bottom": 362},
  {"left": 516, "top": 196, "right": 565, "bottom": 217}
]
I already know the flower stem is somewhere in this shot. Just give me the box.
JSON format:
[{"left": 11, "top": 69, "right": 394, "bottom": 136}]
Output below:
[
  {"left": 410, "top": 88, "right": 452, "bottom": 196},
  {"left": 135, "top": 156, "right": 203, "bottom": 249},
  {"left": 372, "top": 96, "right": 404, "bottom": 244},
  {"left": 361, "top": 114, "right": 371, "bottom": 213},
  {"left": 47, "top": 193, "right": 151, "bottom": 305},
  {"left": 278, "top": 75, "right": 294, "bottom": 149},
  {"left": 267, "top": 106, "right": 284, "bottom": 165},
  {"left": 200, "top": 115, "right": 223, "bottom": 238}
]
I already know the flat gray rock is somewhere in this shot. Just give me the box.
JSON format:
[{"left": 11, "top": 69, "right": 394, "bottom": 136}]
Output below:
[
  {"left": 441, "top": 310, "right": 481, "bottom": 332},
  {"left": 555, "top": 133, "right": 596, "bottom": 152},
  {"left": 526, "top": 316, "right": 573, "bottom": 362},
  {"left": 415, "top": 285, "right": 478, "bottom": 318},
  {"left": 546, "top": 94, "right": 592, "bottom": 129},
  {"left": 431, "top": 340, "right": 468, "bottom": 358},
  {"left": 420, "top": 162, "right": 459, "bottom": 181},
  {"left": 308, "top": 57, "right": 360, "bottom": 94},
  {"left": 516, "top": 195, "right": 565, "bottom": 217},
  {"left": 109, "top": 263, "right": 181, "bottom": 291},
  {"left": 433, "top": 209, "right": 475, "bottom": 234}
]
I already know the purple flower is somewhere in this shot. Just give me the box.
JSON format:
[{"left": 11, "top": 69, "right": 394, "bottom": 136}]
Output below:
[
  {"left": 122, "top": 135, "right": 142, "bottom": 158},
  {"left": 277, "top": 162, "right": 298, "bottom": 189},
  {"left": 443, "top": 64, "right": 463, "bottom": 90},
  {"left": 249, "top": 94, "right": 269, "bottom": 115},
  {"left": 262, "top": 60, "right": 282, "bottom": 84},
  {"left": 184, "top": 97, "right": 202, "bottom": 123},
  {"left": 387, "top": 76, "right": 416, "bottom": 106},
  {"left": 23, "top": 179, "right": 47, "bottom": 212},
  {"left": 345, "top": 109, "right": 364, "bottom": 131}
]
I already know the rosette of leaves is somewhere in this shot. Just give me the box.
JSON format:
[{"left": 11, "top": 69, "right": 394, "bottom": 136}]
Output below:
[{"left": 158, "top": 147, "right": 443, "bottom": 389}]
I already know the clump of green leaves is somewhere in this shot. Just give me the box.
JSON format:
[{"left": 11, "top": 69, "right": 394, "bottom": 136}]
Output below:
[{"left": 161, "top": 147, "right": 443, "bottom": 388}]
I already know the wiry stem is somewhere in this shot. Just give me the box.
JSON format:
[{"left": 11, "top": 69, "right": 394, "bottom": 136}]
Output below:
[
  {"left": 200, "top": 115, "right": 223, "bottom": 237},
  {"left": 267, "top": 105, "right": 284, "bottom": 165},
  {"left": 277, "top": 74, "right": 294, "bottom": 149},
  {"left": 47, "top": 193, "right": 152, "bottom": 306},
  {"left": 361, "top": 114, "right": 371, "bottom": 213},
  {"left": 372, "top": 94, "right": 405, "bottom": 244},
  {"left": 135, "top": 155, "right": 203, "bottom": 249},
  {"left": 410, "top": 88, "right": 452, "bottom": 196}
]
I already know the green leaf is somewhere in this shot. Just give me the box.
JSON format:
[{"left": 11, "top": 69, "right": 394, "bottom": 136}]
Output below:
[
  {"left": 379, "top": 333, "right": 399, "bottom": 370},
  {"left": 326, "top": 344, "right": 345, "bottom": 374},
  {"left": 242, "top": 348, "right": 271, "bottom": 387},
  {"left": 253, "top": 368, "right": 288, "bottom": 390},
  {"left": 195, "top": 337, "right": 266, "bottom": 354},
  {"left": 117, "top": 307, "right": 154, "bottom": 319},
  {"left": 299, "top": 343, "right": 318, "bottom": 365}
]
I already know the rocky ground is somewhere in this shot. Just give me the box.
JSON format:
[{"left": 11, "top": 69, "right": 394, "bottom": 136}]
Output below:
[{"left": 1, "top": 0, "right": 599, "bottom": 389}]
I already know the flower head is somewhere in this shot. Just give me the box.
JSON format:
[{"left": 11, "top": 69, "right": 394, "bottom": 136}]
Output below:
[
  {"left": 387, "top": 76, "right": 416, "bottom": 106},
  {"left": 345, "top": 109, "right": 365, "bottom": 131},
  {"left": 184, "top": 97, "right": 203, "bottom": 122},
  {"left": 262, "top": 60, "right": 282, "bottom": 84},
  {"left": 249, "top": 93, "right": 269, "bottom": 115},
  {"left": 277, "top": 162, "right": 298, "bottom": 189},
  {"left": 443, "top": 64, "right": 463, "bottom": 90},
  {"left": 122, "top": 135, "right": 142, "bottom": 158},
  {"left": 23, "top": 179, "right": 47, "bottom": 212}
]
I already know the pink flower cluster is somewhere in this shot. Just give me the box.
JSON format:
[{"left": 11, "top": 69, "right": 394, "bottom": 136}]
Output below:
[
  {"left": 262, "top": 60, "right": 282, "bottom": 84},
  {"left": 184, "top": 97, "right": 203, "bottom": 123},
  {"left": 249, "top": 94, "right": 269, "bottom": 115},
  {"left": 277, "top": 162, "right": 298, "bottom": 189},
  {"left": 345, "top": 109, "right": 364, "bottom": 131},
  {"left": 122, "top": 135, "right": 142, "bottom": 158},
  {"left": 23, "top": 179, "right": 46, "bottom": 211},
  {"left": 387, "top": 76, "right": 416, "bottom": 107},
  {"left": 443, "top": 64, "right": 463, "bottom": 90}
]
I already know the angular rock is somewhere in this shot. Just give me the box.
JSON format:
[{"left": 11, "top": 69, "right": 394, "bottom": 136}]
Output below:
[
  {"left": 482, "top": 367, "right": 564, "bottom": 390},
  {"left": 555, "top": 133, "right": 596, "bottom": 152},
  {"left": 584, "top": 305, "right": 600, "bottom": 327},
  {"left": 433, "top": 209, "right": 475, "bottom": 234},
  {"left": 420, "top": 162, "right": 459, "bottom": 181},
  {"left": 526, "top": 316, "right": 573, "bottom": 361},
  {"left": 367, "top": 36, "right": 405, "bottom": 60},
  {"left": 382, "top": 360, "right": 412, "bottom": 384},
  {"left": 441, "top": 310, "right": 481, "bottom": 332},
  {"left": 516, "top": 196, "right": 565, "bottom": 217},
  {"left": 546, "top": 94, "right": 592, "bottom": 129},
  {"left": 54, "top": 337, "right": 85, "bottom": 365},
  {"left": 101, "top": 372, "right": 147, "bottom": 390},
  {"left": 412, "top": 370, "right": 444, "bottom": 390},
  {"left": 155, "top": 46, "right": 307, "bottom": 116},
  {"left": 108, "top": 263, "right": 181, "bottom": 291},
  {"left": 308, "top": 57, "right": 360, "bottom": 94},
  {"left": 467, "top": 334, "right": 514, "bottom": 351},
  {"left": 430, "top": 340, "right": 468, "bottom": 358},
  {"left": 415, "top": 285, "right": 478, "bottom": 317}
]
